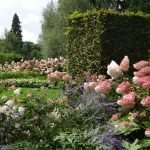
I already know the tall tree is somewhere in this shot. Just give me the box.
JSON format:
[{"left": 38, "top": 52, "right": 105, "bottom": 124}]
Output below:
[
  {"left": 11, "top": 13, "right": 23, "bottom": 49},
  {"left": 2, "top": 29, "right": 20, "bottom": 52},
  {"left": 40, "top": 0, "right": 91, "bottom": 58}
]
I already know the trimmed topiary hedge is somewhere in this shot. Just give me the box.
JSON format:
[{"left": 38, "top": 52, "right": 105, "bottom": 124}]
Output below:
[
  {"left": 66, "top": 10, "right": 150, "bottom": 77},
  {"left": 0, "top": 71, "right": 46, "bottom": 80}
]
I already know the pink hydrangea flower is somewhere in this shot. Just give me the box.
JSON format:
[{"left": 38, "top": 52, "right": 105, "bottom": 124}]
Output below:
[
  {"left": 142, "top": 82, "right": 150, "bottom": 89},
  {"left": 120, "top": 56, "right": 130, "bottom": 71},
  {"left": 141, "top": 96, "right": 150, "bottom": 107},
  {"left": 145, "top": 129, "right": 150, "bottom": 137},
  {"left": 84, "top": 82, "right": 97, "bottom": 91},
  {"left": 116, "top": 81, "right": 131, "bottom": 94},
  {"left": 107, "top": 61, "right": 122, "bottom": 79},
  {"left": 135, "top": 76, "right": 150, "bottom": 89},
  {"left": 134, "top": 66, "right": 150, "bottom": 77},
  {"left": 95, "top": 80, "right": 112, "bottom": 94},
  {"left": 110, "top": 113, "right": 121, "bottom": 122},
  {"left": 88, "top": 82, "right": 97, "bottom": 90},
  {"left": 133, "top": 61, "right": 149, "bottom": 70},
  {"left": 117, "top": 92, "right": 136, "bottom": 107}
]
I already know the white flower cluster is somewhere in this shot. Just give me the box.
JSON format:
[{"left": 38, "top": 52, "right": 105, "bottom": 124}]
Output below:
[
  {"left": 0, "top": 98, "right": 25, "bottom": 120},
  {"left": 51, "top": 108, "right": 61, "bottom": 120}
]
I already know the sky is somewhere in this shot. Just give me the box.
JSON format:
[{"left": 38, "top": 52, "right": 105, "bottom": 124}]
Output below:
[{"left": 0, "top": 0, "right": 57, "bottom": 43}]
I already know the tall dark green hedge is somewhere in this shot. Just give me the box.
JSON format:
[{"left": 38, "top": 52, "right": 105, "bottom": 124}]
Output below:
[{"left": 66, "top": 10, "right": 150, "bottom": 77}]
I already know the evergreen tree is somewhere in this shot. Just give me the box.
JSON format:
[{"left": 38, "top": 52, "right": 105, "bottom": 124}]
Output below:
[{"left": 11, "top": 13, "right": 23, "bottom": 49}]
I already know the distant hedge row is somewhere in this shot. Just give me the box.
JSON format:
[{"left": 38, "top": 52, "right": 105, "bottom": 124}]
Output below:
[
  {"left": 0, "top": 52, "right": 23, "bottom": 64},
  {"left": 66, "top": 10, "right": 150, "bottom": 77}
]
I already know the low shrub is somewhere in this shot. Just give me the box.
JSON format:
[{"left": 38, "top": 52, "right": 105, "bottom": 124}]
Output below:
[
  {"left": 0, "top": 52, "right": 23, "bottom": 64},
  {"left": 0, "top": 79, "right": 55, "bottom": 88},
  {"left": 0, "top": 71, "right": 46, "bottom": 80}
]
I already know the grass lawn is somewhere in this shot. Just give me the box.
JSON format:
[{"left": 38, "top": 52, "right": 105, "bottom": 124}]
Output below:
[{"left": 0, "top": 87, "right": 62, "bottom": 100}]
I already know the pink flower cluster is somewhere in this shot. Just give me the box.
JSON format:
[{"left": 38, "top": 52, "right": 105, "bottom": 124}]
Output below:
[
  {"left": 134, "top": 76, "right": 150, "bottom": 89},
  {"left": 84, "top": 82, "right": 97, "bottom": 91},
  {"left": 95, "top": 80, "right": 112, "bottom": 94},
  {"left": 47, "top": 71, "right": 71, "bottom": 82},
  {"left": 117, "top": 92, "right": 136, "bottom": 107},
  {"left": 133, "top": 60, "right": 150, "bottom": 89},
  {"left": 133, "top": 61, "right": 149, "bottom": 70},
  {"left": 120, "top": 56, "right": 130, "bottom": 71},
  {"left": 110, "top": 113, "right": 121, "bottom": 122},
  {"left": 134, "top": 66, "right": 150, "bottom": 77},
  {"left": 116, "top": 81, "right": 132, "bottom": 95},
  {"left": 141, "top": 96, "right": 150, "bottom": 107}
]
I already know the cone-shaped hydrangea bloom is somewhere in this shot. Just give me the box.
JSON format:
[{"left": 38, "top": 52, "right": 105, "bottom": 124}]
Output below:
[
  {"left": 134, "top": 66, "right": 150, "bottom": 77},
  {"left": 120, "top": 56, "right": 129, "bottom": 71},
  {"left": 84, "top": 82, "right": 97, "bottom": 91},
  {"left": 133, "top": 61, "right": 149, "bottom": 70},
  {"left": 95, "top": 80, "right": 112, "bottom": 94},
  {"left": 116, "top": 81, "right": 131, "bottom": 94},
  {"left": 141, "top": 96, "right": 150, "bottom": 107},
  {"left": 117, "top": 92, "right": 136, "bottom": 107},
  {"left": 107, "top": 61, "right": 122, "bottom": 79},
  {"left": 47, "top": 73, "right": 59, "bottom": 81},
  {"left": 135, "top": 76, "right": 150, "bottom": 89}
]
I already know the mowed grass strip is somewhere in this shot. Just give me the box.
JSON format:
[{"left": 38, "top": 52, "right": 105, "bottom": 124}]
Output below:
[{"left": 0, "top": 87, "right": 62, "bottom": 100}]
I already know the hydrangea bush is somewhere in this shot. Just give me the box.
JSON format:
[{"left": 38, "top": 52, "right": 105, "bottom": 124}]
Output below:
[{"left": 83, "top": 55, "right": 150, "bottom": 148}]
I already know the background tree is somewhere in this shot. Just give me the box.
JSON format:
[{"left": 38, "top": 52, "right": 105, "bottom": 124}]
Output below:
[
  {"left": 2, "top": 29, "right": 20, "bottom": 53},
  {"left": 39, "top": 0, "right": 91, "bottom": 58},
  {"left": 11, "top": 13, "right": 23, "bottom": 51},
  {"left": 21, "top": 41, "right": 42, "bottom": 59}
]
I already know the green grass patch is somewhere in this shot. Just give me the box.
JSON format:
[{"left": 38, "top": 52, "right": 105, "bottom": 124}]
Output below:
[{"left": 0, "top": 87, "right": 62, "bottom": 100}]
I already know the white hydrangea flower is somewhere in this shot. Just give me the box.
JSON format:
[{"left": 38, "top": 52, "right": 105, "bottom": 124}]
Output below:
[
  {"left": 1, "top": 96, "right": 8, "bottom": 100},
  {"left": 11, "top": 113, "right": 20, "bottom": 120},
  {"left": 18, "top": 107, "right": 25, "bottom": 115},
  {"left": 0, "top": 105, "right": 9, "bottom": 113},
  {"left": 5, "top": 100, "right": 14, "bottom": 108},
  {"left": 107, "top": 60, "right": 122, "bottom": 79},
  {"left": 15, "top": 123, "right": 20, "bottom": 128},
  {"left": 14, "top": 88, "right": 21, "bottom": 95}
]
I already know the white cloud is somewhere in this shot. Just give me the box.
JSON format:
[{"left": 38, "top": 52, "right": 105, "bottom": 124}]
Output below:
[{"left": 0, "top": 0, "right": 58, "bottom": 43}]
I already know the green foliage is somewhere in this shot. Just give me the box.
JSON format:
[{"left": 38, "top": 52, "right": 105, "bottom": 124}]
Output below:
[
  {"left": 66, "top": 10, "right": 150, "bottom": 77},
  {"left": 40, "top": 1, "right": 63, "bottom": 58},
  {"left": 128, "top": 0, "right": 150, "bottom": 14},
  {"left": 54, "top": 128, "right": 109, "bottom": 149},
  {"left": 0, "top": 52, "right": 23, "bottom": 64},
  {"left": 0, "top": 71, "right": 46, "bottom": 80},
  {"left": 0, "top": 79, "right": 56, "bottom": 88},
  {"left": 40, "top": 0, "right": 91, "bottom": 58},
  {"left": 21, "top": 41, "right": 42, "bottom": 59},
  {"left": 0, "top": 87, "right": 61, "bottom": 100},
  {"left": 1, "top": 29, "right": 20, "bottom": 53},
  {"left": 122, "top": 139, "right": 142, "bottom": 150}
]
